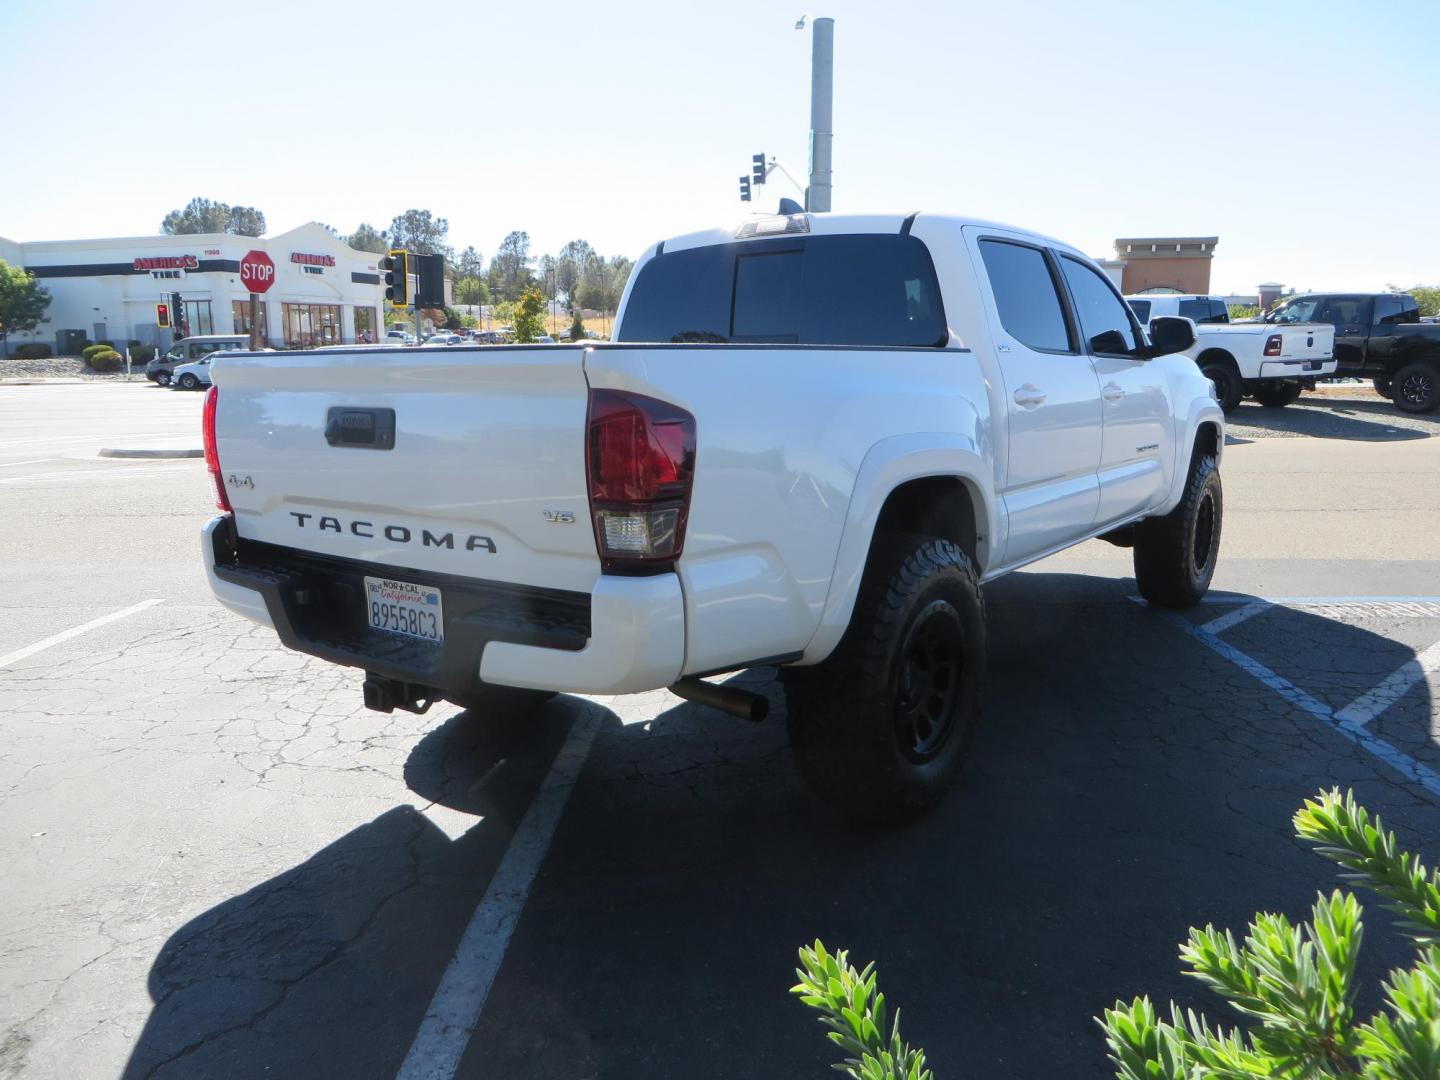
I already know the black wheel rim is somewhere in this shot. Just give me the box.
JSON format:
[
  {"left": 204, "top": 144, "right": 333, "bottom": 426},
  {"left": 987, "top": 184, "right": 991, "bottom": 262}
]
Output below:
[
  {"left": 1192, "top": 490, "right": 1217, "bottom": 574},
  {"left": 1401, "top": 372, "right": 1434, "bottom": 406},
  {"left": 894, "top": 600, "right": 965, "bottom": 763}
]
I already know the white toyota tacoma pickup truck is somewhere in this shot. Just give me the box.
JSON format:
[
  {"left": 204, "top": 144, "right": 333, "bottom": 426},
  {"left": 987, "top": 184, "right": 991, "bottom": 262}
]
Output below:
[
  {"left": 1126, "top": 293, "right": 1336, "bottom": 413},
  {"left": 201, "top": 211, "right": 1225, "bottom": 820}
]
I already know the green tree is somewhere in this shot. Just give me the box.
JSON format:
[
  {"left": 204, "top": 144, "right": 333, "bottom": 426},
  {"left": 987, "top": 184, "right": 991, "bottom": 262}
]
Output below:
[
  {"left": 346, "top": 223, "right": 389, "bottom": 254},
  {"left": 1403, "top": 286, "right": 1440, "bottom": 317},
  {"left": 1100, "top": 788, "right": 1440, "bottom": 1079},
  {"left": 455, "top": 277, "right": 490, "bottom": 306},
  {"left": 160, "top": 197, "right": 267, "bottom": 236},
  {"left": 489, "top": 231, "right": 534, "bottom": 301},
  {"left": 556, "top": 239, "right": 594, "bottom": 312},
  {"left": 0, "top": 260, "right": 52, "bottom": 353},
  {"left": 387, "top": 209, "right": 451, "bottom": 258},
  {"left": 1228, "top": 304, "right": 1260, "bottom": 321},
  {"left": 456, "top": 246, "right": 484, "bottom": 280},
  {"left": 569, "top": 311, "right": 585, "bottom": 341},
  {"left": 512, "top": 286, "right": 546, "bottom": 343}
]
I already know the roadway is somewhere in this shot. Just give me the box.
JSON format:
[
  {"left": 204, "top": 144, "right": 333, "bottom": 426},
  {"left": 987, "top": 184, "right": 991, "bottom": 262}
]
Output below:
[{"left": 1, "top": 382, "right": 1438, "bottom": 1079}]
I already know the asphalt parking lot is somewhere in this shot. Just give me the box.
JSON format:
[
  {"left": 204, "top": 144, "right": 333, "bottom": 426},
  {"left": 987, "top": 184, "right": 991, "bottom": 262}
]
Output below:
[{"left": 2, "top": 383, "right": 1439, "bottom": 1079}]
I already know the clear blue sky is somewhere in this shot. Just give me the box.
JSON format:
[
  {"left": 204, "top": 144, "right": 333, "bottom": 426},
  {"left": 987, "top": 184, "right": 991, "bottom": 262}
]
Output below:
[{"left": 3, "top": 0, "right": 1436, "bottom": 294}]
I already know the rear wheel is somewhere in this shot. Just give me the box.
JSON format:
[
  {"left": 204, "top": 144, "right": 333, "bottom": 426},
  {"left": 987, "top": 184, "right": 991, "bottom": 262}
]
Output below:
[
  {"left": 1372, "top": 375, "right": 1392, "bottom": 398},
  {"left": 1252, "top": 380, "right": 1302, "bottom": 408},
  {"left": 782, "top": 534, "right": 986, "bottom": 824},
  {"left": 155, "top": 371, "right": 172, "bottom": 387},
  {"left": 1393, "top": 361, "right": 1440, "bottom": 414},
  {"left": 1200, "top": 358, "right": 1243, "bottom": 413},
  {"left": 178, "top": 373, "right": 199, "bottom": 390},
  {"left": 1134, "top": 453, "right": 1222, "bottom": 609}
]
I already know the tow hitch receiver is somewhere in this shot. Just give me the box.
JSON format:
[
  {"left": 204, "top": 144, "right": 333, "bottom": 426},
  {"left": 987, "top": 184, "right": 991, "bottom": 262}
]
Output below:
[{"left": 362, "top": 673, "right": 435, "bottom": 715}]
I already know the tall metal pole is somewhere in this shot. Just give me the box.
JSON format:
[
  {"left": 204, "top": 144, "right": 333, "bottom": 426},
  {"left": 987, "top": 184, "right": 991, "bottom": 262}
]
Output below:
[{"left": 807, "top": 16, "right": 834, "bottom": 213}]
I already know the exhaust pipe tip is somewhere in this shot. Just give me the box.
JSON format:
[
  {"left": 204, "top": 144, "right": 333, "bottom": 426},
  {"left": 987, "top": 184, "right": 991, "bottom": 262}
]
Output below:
[{"left": 668, "top": 678, "right": 769, "bottom": 723}]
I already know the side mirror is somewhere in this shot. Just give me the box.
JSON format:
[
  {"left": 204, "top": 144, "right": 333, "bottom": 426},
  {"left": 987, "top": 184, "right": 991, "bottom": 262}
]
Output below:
[{"left": 1147, "top": 315, "right": 1196, "bottom": 357}]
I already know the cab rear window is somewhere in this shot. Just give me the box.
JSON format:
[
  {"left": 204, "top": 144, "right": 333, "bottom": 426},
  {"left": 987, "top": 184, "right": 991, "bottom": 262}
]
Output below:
[{"left": 616, "top": 234, "right": 948, "bottom": 348}]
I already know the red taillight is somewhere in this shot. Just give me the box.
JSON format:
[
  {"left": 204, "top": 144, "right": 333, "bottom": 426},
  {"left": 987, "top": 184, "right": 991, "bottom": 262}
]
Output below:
[
  {"left": 586, "top": 389, "right": 695, "bottom": 571},
  {"left": 202, "top": 385, "right": 231, "bottom": 513},
  {"left": 1263, "top": 334, "right": 1283, "bottom": 357}
]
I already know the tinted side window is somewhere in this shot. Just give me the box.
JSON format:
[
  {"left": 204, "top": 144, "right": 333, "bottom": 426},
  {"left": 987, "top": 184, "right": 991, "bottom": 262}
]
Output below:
[
  {"left": 616, "top": 234, "right": 947, "bottom": 347},
  {"left": 1373, "top": 295, "right": 1402, "bottom": 324},
  {"left": 1127, "top": 299, "right": 1152, "bottom": 323},
  {"left": 978, "top": 240, "right": 1071, "bottom": 353},
  {"left": 1060, "top": 256, "right": 1139, "bottom": 356}
]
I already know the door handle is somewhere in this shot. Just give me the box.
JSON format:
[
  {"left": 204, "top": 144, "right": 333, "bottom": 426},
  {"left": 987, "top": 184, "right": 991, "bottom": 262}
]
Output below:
[
  {"left": 1102, "top": 382, "right": 1126, "bottom": 402},
  {"left": 1013, "top": 384, "right": 1047, "bottom": 408}
]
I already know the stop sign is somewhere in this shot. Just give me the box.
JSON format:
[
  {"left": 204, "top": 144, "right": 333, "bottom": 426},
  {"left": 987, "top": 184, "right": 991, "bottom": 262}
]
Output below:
[{"left": 239, "top": 250, "right": 276, "bottom": 293}]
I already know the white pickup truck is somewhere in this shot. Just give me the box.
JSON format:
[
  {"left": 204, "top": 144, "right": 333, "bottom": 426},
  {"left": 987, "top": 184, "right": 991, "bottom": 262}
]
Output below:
[
  {"left": 1126, "top": 293, "right": 1336, "bottom": 412},
  {"left": 201, "top": 211, "right": 1225, "bottom": 821}
]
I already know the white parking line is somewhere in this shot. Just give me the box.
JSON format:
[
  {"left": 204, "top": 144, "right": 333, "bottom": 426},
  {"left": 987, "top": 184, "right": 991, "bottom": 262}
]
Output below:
[
  {"left": 1201, "top": 600, "right": 1271, "bottom": 635},
  {"left": 1336, "top": 640, "right": 1440, "bottom": 729},
  {"left": 0, "top": 458, "right": 58, "bottom": 469},
  {"left": 397, "top": 709, "right": 601, "bottom": 1080},
  {"left": 0, "top": 599, "right": 164, "bottom": 669},
  {"left": 1152, "top": 602, "right": 1440, "bottom": 800},
  {"left": 0, "top": 463, "right": 197, "bottom": 485},
  {"left": 0, "top": 431, "right": 189, "bottom": 449}
]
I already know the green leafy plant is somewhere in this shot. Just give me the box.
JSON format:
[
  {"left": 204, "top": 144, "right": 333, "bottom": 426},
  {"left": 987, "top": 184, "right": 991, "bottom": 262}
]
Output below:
[
  {"left": 81, "top": 343, "right": 111, "bottom": 363},
  {"left": 1228, "top": 304, "right": 1260, "bottom": 321},
  {"left": 569, "top": 312, "right": 585, "bottom": 341},
  {"left": 1100, "top": 788, "right": 1440, "bottom": 1078},
  {"left": 13, "top": 343, "right": 52, "bottom": 359},
  {"left": 512, "top": 286, "right": 546, "bottom": 343},
  {"left": 792, "top": 941, "right": 932, "bottom": 1080},
  {"left": 87, "top": 348, "right": 123, "bottom": 372},
  {"left": 130, "top": 345, "right": 156, "bottom": 365}
]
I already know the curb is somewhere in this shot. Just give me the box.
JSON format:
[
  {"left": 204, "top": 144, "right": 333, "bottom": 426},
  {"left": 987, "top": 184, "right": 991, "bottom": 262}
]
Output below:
[
  {"left": 98, "top": 448, "right": 204, "bottom": 459},
  {"left": 0, "top": 378, "right": 89, "bottom": 386}
]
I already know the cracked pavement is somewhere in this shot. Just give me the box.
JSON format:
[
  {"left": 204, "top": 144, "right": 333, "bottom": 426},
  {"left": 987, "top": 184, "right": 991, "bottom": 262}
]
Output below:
[{"left": 1, "top": 383, "right": 1439, "bottom": 1079}]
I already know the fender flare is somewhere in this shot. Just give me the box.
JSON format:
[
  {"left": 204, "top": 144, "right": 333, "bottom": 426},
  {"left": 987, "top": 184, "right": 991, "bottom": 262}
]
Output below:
[
  {"left": 1160, "top": 398, "right": 1225, "bottom": 514},
  {"left": 800, "top": 432, "right": 996, "bottom": 665}
]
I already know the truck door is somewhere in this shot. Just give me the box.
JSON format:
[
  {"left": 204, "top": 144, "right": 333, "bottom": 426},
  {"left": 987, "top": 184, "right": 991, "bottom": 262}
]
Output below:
[
  {"left": 1057, "top": 253, "right": 1173, "bottom": 524},
  {"left": 969, "top": 231, "right": 1102, "bottom": 565},
  {"left": 1315, "top": 295, "right": 1372, "bottom": 370}
]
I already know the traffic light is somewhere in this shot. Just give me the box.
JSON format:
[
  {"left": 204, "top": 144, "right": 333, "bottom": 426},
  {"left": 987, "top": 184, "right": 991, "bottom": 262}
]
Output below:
[
  {"left": 381, "top": 249, "right": 410, "bottom": 309},
  {"left": 155, "top": 303, "right": 170, "bottom": 328},
  {"left": 739, "top": 175, "right": 751, "bottom": 203},
  {"left": 415, "top": 253, "right": 445, "bottom": 309},
  {"left": 752, "top": 153, "right": 766, "bottom": 185},
  {"left": 173, "top": 292, "right": 186, "bottom": 336}
]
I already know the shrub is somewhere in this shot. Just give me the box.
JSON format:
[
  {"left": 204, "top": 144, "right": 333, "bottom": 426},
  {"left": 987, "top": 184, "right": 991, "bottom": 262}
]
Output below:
[
  {"left": 13, "top": 343, "right": 52, "bottom": 359},
  {"left": 130, "top": 345, "right": 155, "bottom": 364},
  {"left": 87, "top": 349, "right": 123, "bottom": 372},
  {"left": 127, "top": 339, "right": 143, "bottom": 349},
  {"left": 81, "top": 343, "right": 111, "bottom": 362},
  {"left": 1099, "top": 788, "right": 1440, "bottom": 1079}
]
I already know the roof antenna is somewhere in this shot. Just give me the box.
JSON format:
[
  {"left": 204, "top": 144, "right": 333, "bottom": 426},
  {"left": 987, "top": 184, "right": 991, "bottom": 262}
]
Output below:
[{"left": 777, "top": 197, "right": 804, "bottom": 215}]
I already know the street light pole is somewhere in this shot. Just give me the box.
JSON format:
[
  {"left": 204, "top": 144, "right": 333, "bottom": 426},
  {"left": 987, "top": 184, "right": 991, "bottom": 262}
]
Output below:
[{"left": 805, "top": 15, "right": 834, "bottom": 212}]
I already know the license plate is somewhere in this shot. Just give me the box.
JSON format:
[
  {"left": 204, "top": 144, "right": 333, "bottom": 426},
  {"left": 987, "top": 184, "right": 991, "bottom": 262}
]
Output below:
[{"left": 364, "top": 576, "right": 444, "bottom": 643}]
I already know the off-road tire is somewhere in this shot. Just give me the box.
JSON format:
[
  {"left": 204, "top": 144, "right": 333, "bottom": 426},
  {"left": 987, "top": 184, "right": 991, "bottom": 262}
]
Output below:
[
  {"left": 782, "top": 534, "right": 986, "bottom": 824},
  {"left": 178, "top": 373, "right": 199, "bottom": 390},
  {"left": 1200, "top": 359, "right": 1243, "bottom": 413},
  {"left": 1133, "top": 453, "right": 1222, "bottom": 609},
  {"left": 1372, "top": 376, "right": 1392, "bottom": 398},
  {"left": 446, "top": 685, "right": 557, "bottom": 719},
  {"left": 1393, "top": 361, "right": 1440, "bottom": 414},
  {"left": 1252, "top": 381, "right": 1302, "bottom": 408}
]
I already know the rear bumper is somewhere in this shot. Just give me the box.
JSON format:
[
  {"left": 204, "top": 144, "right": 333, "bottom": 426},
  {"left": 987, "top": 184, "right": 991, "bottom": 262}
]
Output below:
[
  {"left": 1258, "top": 359, "right": 1337, "bottom": 379},
  {"left": 201, "top": 515, "right": 684, "bottom": 697}
]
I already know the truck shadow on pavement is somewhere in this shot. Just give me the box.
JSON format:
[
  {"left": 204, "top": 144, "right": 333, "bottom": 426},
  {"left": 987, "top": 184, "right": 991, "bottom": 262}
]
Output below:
[
  {"left": 121, "top": 573, "right": 1439, "bottom": 1080},
  {"left": 1227, "top": 397, "right": 1437, "bottom": 440}
]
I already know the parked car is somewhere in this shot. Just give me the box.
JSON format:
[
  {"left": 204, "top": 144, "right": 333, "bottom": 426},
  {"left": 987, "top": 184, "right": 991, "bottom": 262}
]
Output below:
[
  {"left": 200, "top": 210, "right": 1223, "bottom": 821},
  {"left": 421, "top": 333, "right": 464, "bottom": 347},
  {"left": 1127, "top": 293, "right": 1336, "bottom": 412},
  {"left": 1262, "top": 293, "right": 1440, "bottom": 413},
  {"left": 146, "top": 335, "right": 249, "bottom": 387},
  {"left": 170, "top": 349, "right": 265, "bottom": 390},
  {"left": 384, "top": 330, "right": 417, "bottom": 345}
]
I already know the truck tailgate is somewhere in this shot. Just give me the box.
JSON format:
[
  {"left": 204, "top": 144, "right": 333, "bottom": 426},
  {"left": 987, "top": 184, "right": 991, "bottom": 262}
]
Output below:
[
  {"left": 1274, "top": 322, "right": 1334, "bottom": 362},
  {"left": 210, "top": 346, "right": 600, "bottom": 594}
]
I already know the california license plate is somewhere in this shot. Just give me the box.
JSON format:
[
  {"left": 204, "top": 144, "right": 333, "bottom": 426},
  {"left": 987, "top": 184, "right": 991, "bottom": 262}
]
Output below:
[{"left": 364, "top": 576, "right": 444, "bottom": 643}]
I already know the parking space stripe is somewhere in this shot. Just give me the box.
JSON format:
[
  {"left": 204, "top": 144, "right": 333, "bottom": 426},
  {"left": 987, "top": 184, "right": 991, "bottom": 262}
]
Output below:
[
  {"left": 0, "top": 599, "right": 164, "bottom": 669},
  {"left": 1335, "top": 640, "right": 1440, "bottom": 729},
  {"left": 396, "top": 708, "right": 602, "bottom": 1080},
  {"left": 0, "top": 458, "right": 57, "bottom": 469},
  {"left": 1155, "top": 606, "right": 1440, "bottom": 801},
  {"left": 1201, "top": 600, "right": 1271, "bottom": 635}
]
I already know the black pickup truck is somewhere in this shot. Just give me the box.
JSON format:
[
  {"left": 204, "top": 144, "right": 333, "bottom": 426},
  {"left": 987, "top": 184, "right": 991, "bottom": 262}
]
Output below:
[{"left": 1262, "top": 292, "right": 1440, "bottom": 413}]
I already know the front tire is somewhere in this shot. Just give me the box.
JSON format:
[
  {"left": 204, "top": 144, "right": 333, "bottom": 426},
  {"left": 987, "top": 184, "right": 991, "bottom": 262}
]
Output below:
[
  {"left": 1134, "top": 454, "right": 1222, "bottom": 609},
  {"left": 178, "top": 373, "right": 199, "bottom": 390},
  {"left": 1252, "top": 380, "right": 1302, "bottom": 408},
  {"left": 1393, "top": 361, "right": 1440, "bottom": 414},
  {"left": 783, "top": 534, "right": 986, "bottom": 824},
  {"left": 1200, "top": 359, "right": 1243, "bottom": 413},
  {"left": 155, "top": 371, "right": 172, "bottom": 387}
]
